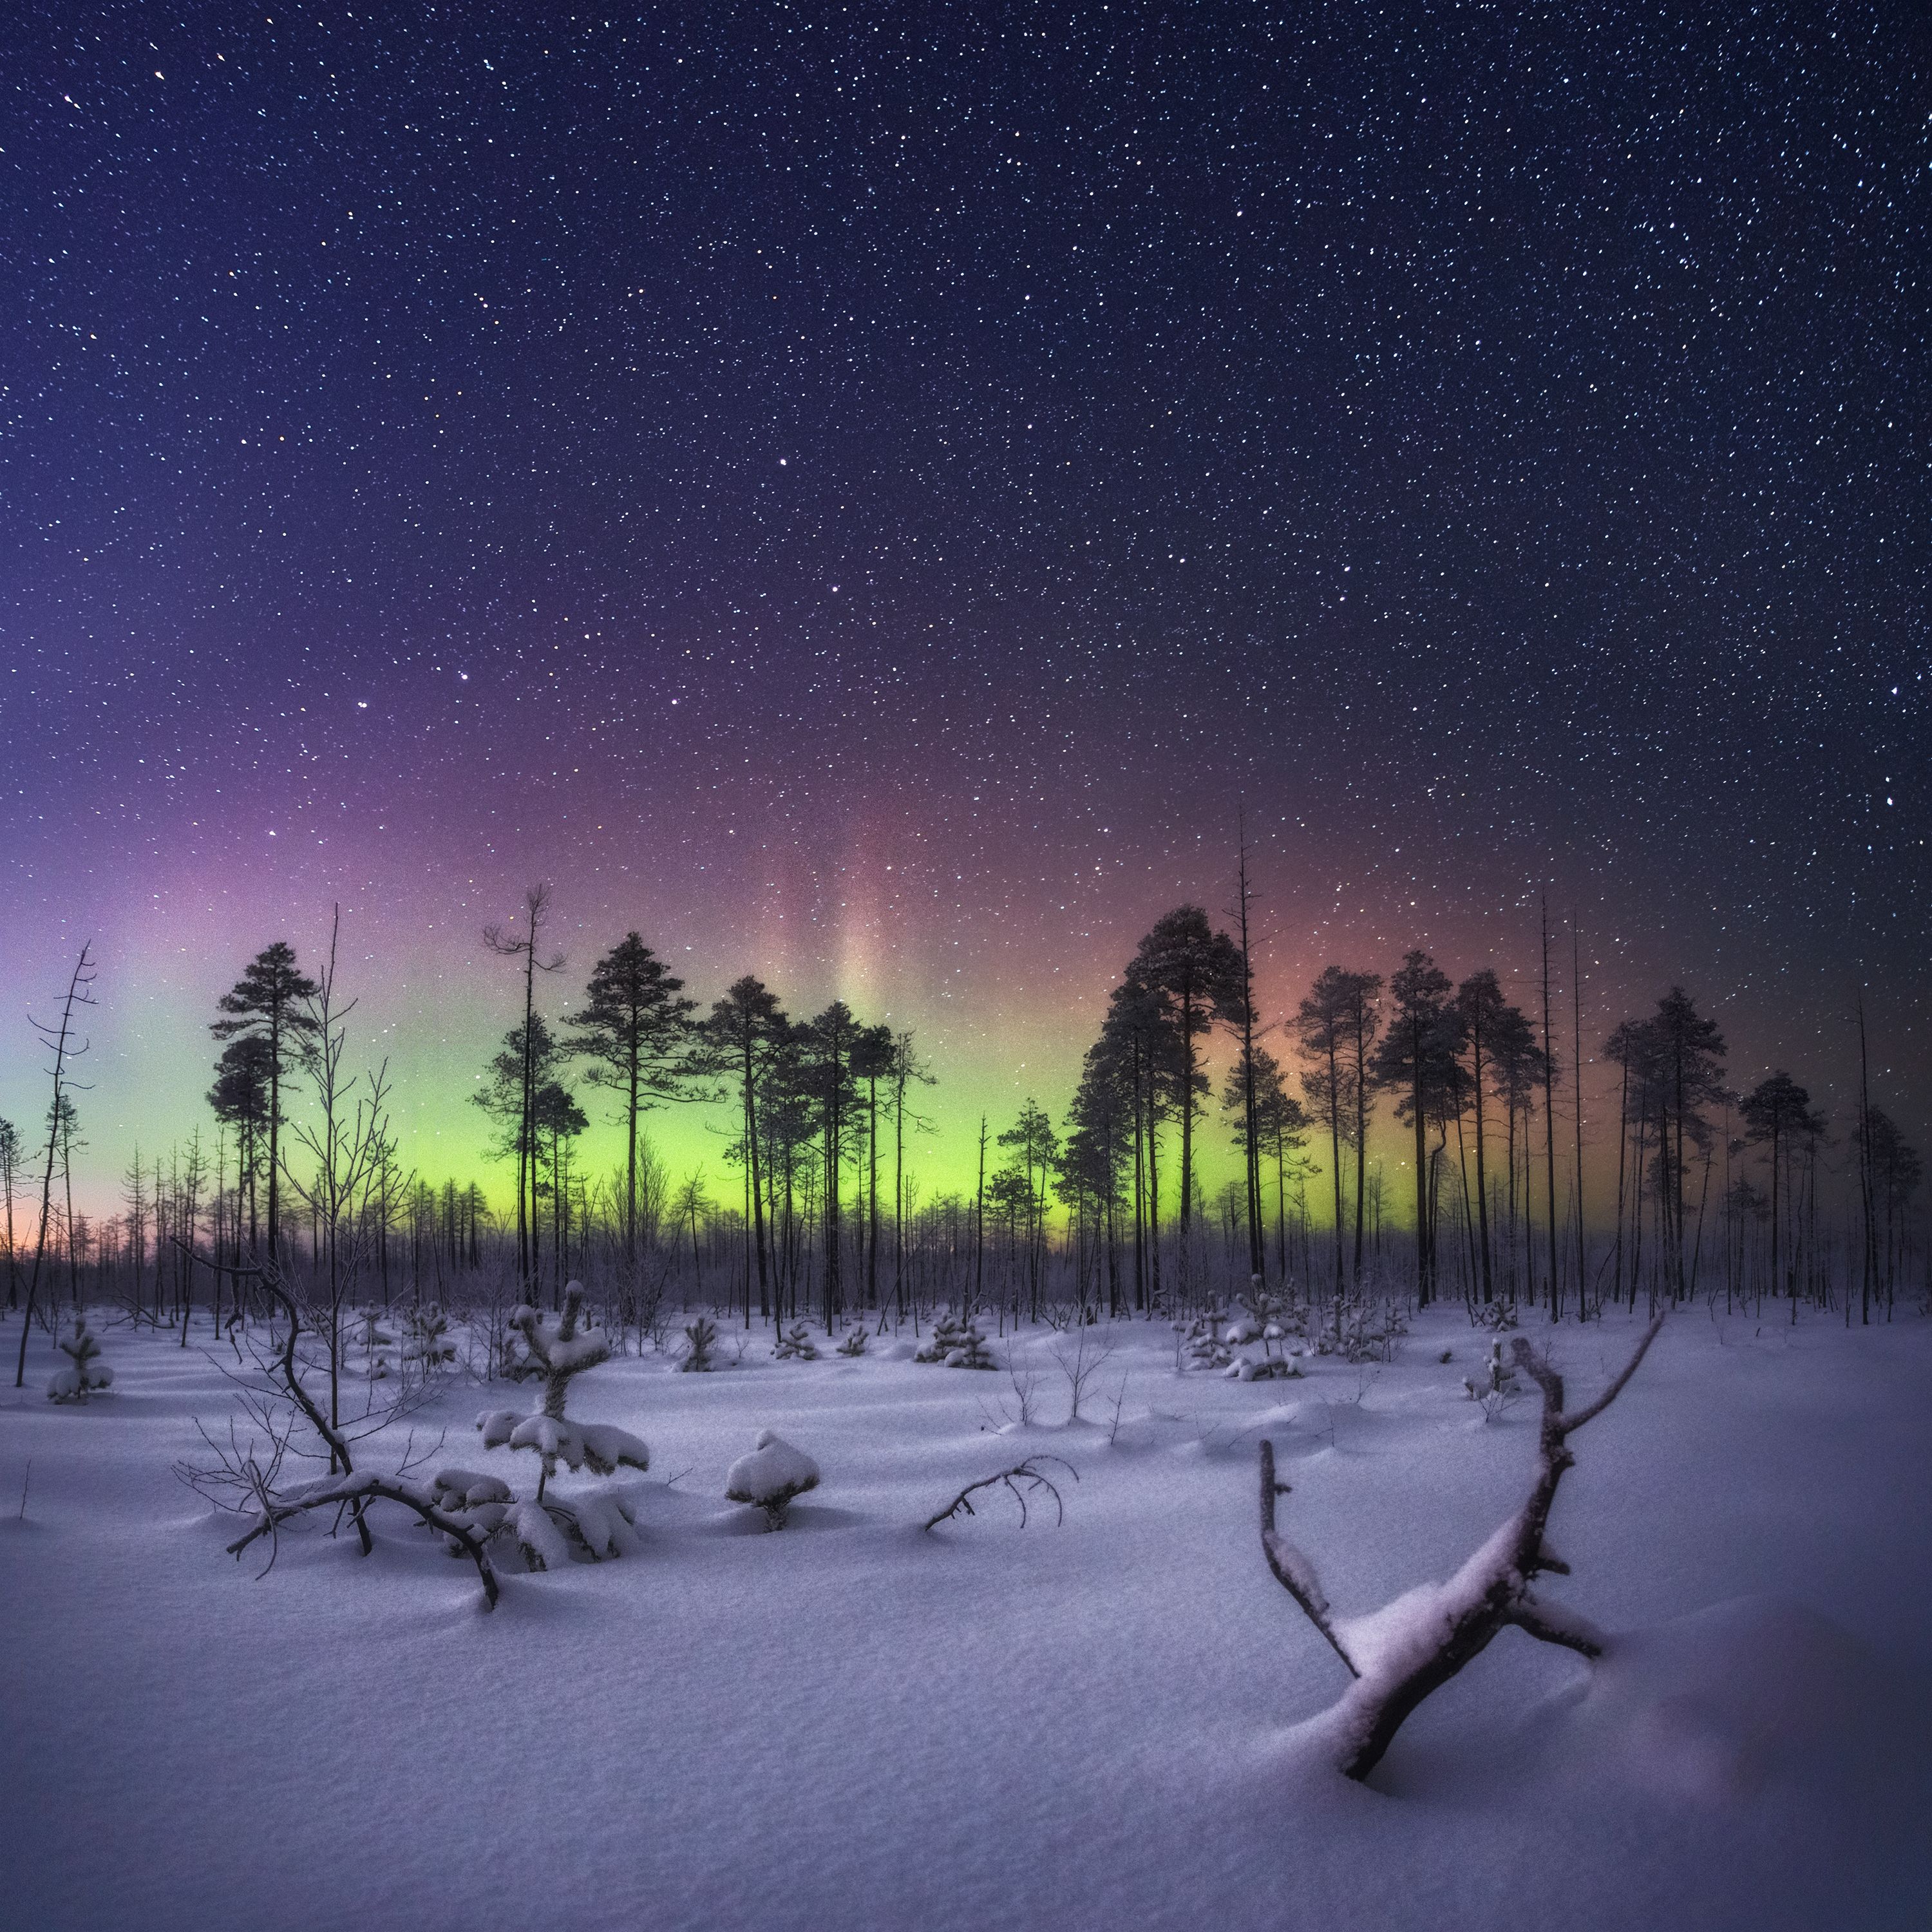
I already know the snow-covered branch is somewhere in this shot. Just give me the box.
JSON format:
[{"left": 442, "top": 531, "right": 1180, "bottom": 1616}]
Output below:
[{"left": 1258, "top": 1313, "right": 1665, "bottom": 1781}]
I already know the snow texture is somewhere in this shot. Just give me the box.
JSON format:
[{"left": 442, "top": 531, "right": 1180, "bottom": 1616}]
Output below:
[{"left": 3, "top": 1304, "right": 1928, "bottom": 1931}]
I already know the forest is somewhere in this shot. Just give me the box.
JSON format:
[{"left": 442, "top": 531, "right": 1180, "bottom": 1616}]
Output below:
[{"left": 6, "top": 876, "right": 1922, "bottom": 1383}]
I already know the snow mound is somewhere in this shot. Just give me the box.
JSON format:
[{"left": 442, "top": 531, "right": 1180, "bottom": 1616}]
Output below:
[{"left": 1533, "top": 1595, "right": 1900, "bottom": 1809}]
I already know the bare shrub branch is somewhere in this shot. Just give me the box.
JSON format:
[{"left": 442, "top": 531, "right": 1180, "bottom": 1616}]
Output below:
[{"left": 923, "top": 1455, "right": 1079, "bottom": 1533}]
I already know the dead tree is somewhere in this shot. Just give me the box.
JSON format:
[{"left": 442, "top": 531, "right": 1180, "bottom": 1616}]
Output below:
[
  {"left": 12, "top": 946, "right": 95, "bottom": 1389},
  {"left": 176, "top": 1245, "right": 500, "bottom": 1608},
  {"left": 1258, "top": 1313, "right": 1664, "bottom": 1781}
]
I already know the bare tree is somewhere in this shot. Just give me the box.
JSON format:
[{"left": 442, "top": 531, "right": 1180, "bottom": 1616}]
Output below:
[
  {"left": 1050, "top": 1323, "right": 1119, "bottom": 1423},
  {"left": 13, "top": 945, "right": 95, "bottom": 1390},
  {"left": 1258, "top": 1312, "right": 1665, "bottom": 1781},
  {"left": 177, "top": 1254, "right": 499, "bottom": 1609},
  {"left": 281, "top": 912, "right": 403, "bottom": 1436}
]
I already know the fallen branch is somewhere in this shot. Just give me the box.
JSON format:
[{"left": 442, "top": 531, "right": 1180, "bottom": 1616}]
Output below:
[
  {"left": 227, "top": 1470, "right": 499, "bottom": 1609},
  {"left": 175, "top": 1240, "right": 374, "bottom": 1555},
  {"left": 923, "top": 1455, "right": 1078, "bottom": 1533},
  {"left": 1259, "top": 1312, "right": 1664, "bottom": 1782}
]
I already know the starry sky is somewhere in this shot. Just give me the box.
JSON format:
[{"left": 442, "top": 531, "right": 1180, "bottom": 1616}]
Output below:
[{"left": 3, "top": 3, "right": 1926, "bottom": 1209}]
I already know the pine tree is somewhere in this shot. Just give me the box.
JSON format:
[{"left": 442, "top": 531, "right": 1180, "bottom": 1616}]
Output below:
[
  {"left": 799, "top": 1002, "right": 864, "bottom": 1329},
  {"left": 706, "top": 976, "right": 785, "bottom": 1321},
  {"left": 480, "top": 886, "right": 565, "bottom": 1291},
  {"left": 207, "top": 1032, "right": 272, "bottom": 1258},
  {"left": 472, "top": 1015, "right": 565, "bottom": 1296},
  {"left": 1739, "top": 1072, "right": 1825, "bottom": 1305},
  {"left": 1129, "top": 908, "right": 1247, "bottom": 1270},
  {"left": 0, "top": 1117, "right": 20, "bottom": 1310},
  {"left": 997, "top": 1099, "right": 1060, "bottom": 1321},
  {"left": 210, "top": 942, "right": 319, "bottom": 1264},
  {"left": 1294, "top": 966, "right": 1379, "bottom": 1296},
  {"left": 571, "top": 933, "right": 703, "bottom": 1265},
  {"left": 1370, "top": 952, "right": 1455, "bottom": 1305},
  {"left": 1448, "top": 969, "right": 1513, "bottom": 1304}
]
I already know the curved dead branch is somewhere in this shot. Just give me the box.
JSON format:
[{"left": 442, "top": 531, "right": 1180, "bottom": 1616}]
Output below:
[
  {"left": 923, "top": 1455, "right": 1079, "bottom": 1532},
  {"left": 226, "top": 1472, "right": 499, "bottom": 1609}
]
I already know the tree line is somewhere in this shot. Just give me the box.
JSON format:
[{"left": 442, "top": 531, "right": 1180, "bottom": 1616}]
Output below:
[{"left": 4, "top": 880, "right": 1924, "bottom": 1365}]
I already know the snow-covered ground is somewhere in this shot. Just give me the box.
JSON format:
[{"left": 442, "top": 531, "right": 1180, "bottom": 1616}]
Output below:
[{"left": 3, "top": 1303, "right": 1928, "bottom": 1931}]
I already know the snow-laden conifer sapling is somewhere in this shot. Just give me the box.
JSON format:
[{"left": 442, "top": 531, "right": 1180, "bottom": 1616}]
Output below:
[
  {"left": 1258, "top": 1313, "right": 1665, "bottom": 1782},
  {"left": 47, "top": 1312, "right": 113, "bottom": 1403},
  {"left": 354, "top": 1303, "right": 395, "bottom": 1379},
  {"left": 772, "top": 1320, "right": 820, "bottom": 1361},
  {"left": 724, "top": 1429, "right": 819, "bottom": 1529},
  {"left": 470, "top": 1280, "right": 650, "bottom": 1568},
  {"left": 1461, "top": 1338, "right": 1520, "bottom": 1418},
  {"left": 679, "top": 1313, "right": 719, "bottom": 1372},
  {"left": 401, "top": 1303, "right": 456, "bottom": 1368},
  {"left": 914, "top": 1311, "right": 994, "bottom": 1368}
]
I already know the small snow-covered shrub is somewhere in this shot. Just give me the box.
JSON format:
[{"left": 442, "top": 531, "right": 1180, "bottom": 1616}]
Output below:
[
  {"left": 724, "top": 1429, "right": 820, "bottom": 1529},
  {"left": 835, "top": 1325, "right": 869, "bottom": 1358},
  {"left": 1220, "top": 1303, "right": 1307, "bottom": 1381},
  {"left": 914, "top": 1313, "right": 995, "bottom": 1369},
  {"left": 679, "top": 1314, "right": 719, "bottom": 1372},
  {"left": 401, "top": 1303, "right": 457, "bottom": 1368},
  {"left": 1316, "top": 1294, "right": 1406, "bottom": 1364},
  {"left": 464, "top": 1282, "right": 649, "bottom": 1570},
  {"left": 1472, "top": 1298, "right": 1519, "bottom": 1332},
  {"left": 1462, "top": 1338, "right": 1522, "bottom": 1420},
  {"left": 772, "top": 1320, "right": 820, "bottom": 1361},
  {"left": 354, "top": 1304, "right": 395, "bottom": 1379},
  {"left": 1177, "top": 1311, "right": 1231, "bottom": 1372},
  {"left": 46, "top": 1314, "right": 112, "bottom": 1403}
]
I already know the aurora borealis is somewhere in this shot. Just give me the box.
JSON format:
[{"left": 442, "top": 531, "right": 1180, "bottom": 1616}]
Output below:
[{"left": 3, "top": 5, "right": 1924, "bottom": 1213}]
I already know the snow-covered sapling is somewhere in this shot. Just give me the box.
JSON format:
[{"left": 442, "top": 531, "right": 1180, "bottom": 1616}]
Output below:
[
  {"left": 1462, "top": 1338, "right": 1521, "bottom": 1419},
  {"left": 1257, "top": 1314, "right": 1666, "bottom": 1782},
  {"left": 772, "top": 1320, "right": 820, "bottom": 1361},
  {"left": 835, "top": 1325, "right": 868, "bottom": 1358},
  {"left": 401, "top": 1303, "right": 456, "bottom": 1368},
  {"left": 1177, "top": 1311, "right": 1231, "bottom": 1372},
  {"left": 724, "top": 1429, "right": 820, "bottom": 1529},
  {"left": 1316, "top": 1293, "right": 1406, "bottom": 1363},
  {"left": 469, "top": 1282, "right": 650, "bottom": 1569},
  {"left": 914, "top": 1312, "right": 995, "bottom": 1368},
  {"left": 1223, "top": 1313, "right": 1304, "bottom": 1382},
  {"left": 679, "top": 1314, "right": 719, "bottom": 1372},
  {"left": 46, "top": 1314, "right": 113, "bottom": 1403},
  {"left": 354, "top": 1303, "right": 395, "bottom": 1379}
]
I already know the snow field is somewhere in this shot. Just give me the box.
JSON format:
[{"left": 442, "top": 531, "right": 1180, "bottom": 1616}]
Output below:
[{"left": 2, "top": 1305, "right": 1928, "bottom": 1931}]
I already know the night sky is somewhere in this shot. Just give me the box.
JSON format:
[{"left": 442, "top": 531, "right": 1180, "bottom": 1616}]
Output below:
[{"left": 3, "top": 4, "right": 1926, "bottom": 1203}]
